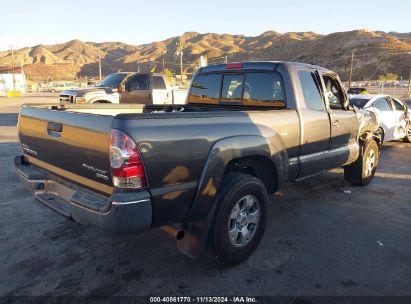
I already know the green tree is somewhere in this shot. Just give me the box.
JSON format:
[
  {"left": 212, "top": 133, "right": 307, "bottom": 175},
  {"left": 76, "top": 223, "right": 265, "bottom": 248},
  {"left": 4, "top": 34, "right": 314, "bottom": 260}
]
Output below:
[
  {"left": 163, "top": 68, "right": 175, "bottom": 83},
  {"left": 385, "top": 73, "right": 398, "bottom": 82},
  {"left": 377, "top": 74, "right": 386, "bottom": 82}
]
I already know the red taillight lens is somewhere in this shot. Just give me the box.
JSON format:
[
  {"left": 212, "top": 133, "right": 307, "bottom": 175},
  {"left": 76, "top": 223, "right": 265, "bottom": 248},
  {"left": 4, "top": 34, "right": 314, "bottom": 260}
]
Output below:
[
  {"left": 109, "top": 129, "right": 147, "bottom": 189},
  {"left": 226, "top": 63, "right": 243, "bottom": 69}
]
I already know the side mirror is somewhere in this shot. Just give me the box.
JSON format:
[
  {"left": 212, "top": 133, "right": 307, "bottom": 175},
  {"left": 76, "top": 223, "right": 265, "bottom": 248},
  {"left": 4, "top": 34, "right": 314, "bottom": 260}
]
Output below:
[
  {"left": 343, "top": 99, "right": 351, "bottom": 111},
  {"left": 118, "top": 84, "right": 126, "bottom": 93}
]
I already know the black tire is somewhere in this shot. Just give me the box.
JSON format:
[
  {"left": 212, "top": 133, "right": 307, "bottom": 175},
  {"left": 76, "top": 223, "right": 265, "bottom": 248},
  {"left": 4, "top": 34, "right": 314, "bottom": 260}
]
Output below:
[
  {"left": 344, "top": 139, "right": 379, "bottom": 186},
  {"left": 403, "top": 125, "right": 411, "bottom": 143},
  {"left": 377, "top": 127, "right": 385, "bottom": 144},
  {"left": 207, "top": 173, "right": 268, "bottom": 265}
]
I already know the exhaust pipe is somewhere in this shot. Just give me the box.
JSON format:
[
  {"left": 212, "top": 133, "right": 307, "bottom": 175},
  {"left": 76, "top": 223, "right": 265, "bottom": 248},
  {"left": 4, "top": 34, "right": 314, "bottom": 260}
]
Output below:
[{"left": 160, "top": 225, "right": 185, "bottom": 240}]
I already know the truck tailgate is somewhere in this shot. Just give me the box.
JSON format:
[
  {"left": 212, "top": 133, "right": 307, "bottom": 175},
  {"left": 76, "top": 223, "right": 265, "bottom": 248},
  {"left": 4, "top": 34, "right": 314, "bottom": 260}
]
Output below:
[{"left": 18, "top": 105, "right": 114, "bottom": 194}]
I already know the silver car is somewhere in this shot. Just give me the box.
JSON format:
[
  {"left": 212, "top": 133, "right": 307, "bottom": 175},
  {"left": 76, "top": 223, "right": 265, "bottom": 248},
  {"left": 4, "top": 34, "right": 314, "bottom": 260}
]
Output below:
[{"left": 349, "top": 94, "right": 410, "bottom": 143}]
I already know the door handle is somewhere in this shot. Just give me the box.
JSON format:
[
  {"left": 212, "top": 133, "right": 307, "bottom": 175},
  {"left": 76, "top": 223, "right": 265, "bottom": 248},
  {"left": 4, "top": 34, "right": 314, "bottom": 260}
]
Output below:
[
  {"left": 332, "top": 120, "right": 339, "bottom": 127},
  {"left": 47, "top": 122, "right": 63, "bottom": 137}
]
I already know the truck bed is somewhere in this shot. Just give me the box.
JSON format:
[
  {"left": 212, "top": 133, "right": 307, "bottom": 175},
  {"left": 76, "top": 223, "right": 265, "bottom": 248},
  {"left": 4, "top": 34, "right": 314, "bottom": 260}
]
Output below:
[{"left": 18, "top": 102, "right": 300, "bottom": 226}]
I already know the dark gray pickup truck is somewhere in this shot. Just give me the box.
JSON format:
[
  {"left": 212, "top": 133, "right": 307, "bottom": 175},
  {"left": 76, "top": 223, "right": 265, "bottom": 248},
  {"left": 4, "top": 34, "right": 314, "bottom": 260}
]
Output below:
[{"left": 16, "top": 62, "right": 380, "bottom": 264}]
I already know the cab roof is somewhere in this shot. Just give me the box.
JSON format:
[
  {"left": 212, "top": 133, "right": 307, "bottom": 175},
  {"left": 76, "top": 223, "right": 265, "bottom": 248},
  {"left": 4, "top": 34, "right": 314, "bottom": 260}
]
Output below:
[{"left": 199, "top": 61, "right": 332, "bottom": 74}]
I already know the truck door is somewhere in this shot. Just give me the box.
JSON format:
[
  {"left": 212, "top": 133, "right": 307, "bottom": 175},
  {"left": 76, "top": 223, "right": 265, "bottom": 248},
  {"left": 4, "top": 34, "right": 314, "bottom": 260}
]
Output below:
[
  {"left": 152, "top": 75, "right": 169, "bottom": 104},
  {"left": 372, "top": 97, "right": 397, "bottom": 141},
  {"left": 390, "top": 97, "right": 408, "bottom": 139},
  {"left": 322, "top": 74, "right": 359, "bottom": 168},
  {"left": 296, "top": 69, "right": 332, "bottom": 177},
  {"left": 119, "top": 74, "right": 152, "bottom": 104}
]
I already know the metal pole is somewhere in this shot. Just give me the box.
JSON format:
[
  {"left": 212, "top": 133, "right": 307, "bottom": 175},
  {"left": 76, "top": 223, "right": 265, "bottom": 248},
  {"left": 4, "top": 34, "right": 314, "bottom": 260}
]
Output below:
[
  {"left": 348, "top": 49, "right": 355, "bottom": 88},
  {"left": 162, "top": 58, "right": 165, "bottom": 71},
  {"left": 180, "top": 49, "right": 183, "bottom": 87},
  {"left": 408, "top": 68, "right": 411, "bottom": 98},
  {"left": 98, "top": 49, "right": 102, "bottom": 81},
  {"left": 9, "top": 46, "right": 16, "bottom": 91}
]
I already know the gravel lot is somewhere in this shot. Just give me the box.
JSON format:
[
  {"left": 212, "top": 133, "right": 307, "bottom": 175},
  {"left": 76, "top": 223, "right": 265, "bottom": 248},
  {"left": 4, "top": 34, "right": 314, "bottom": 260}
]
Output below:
[{"left": 0, "top": 94, "right": 410, "bottom": 299}]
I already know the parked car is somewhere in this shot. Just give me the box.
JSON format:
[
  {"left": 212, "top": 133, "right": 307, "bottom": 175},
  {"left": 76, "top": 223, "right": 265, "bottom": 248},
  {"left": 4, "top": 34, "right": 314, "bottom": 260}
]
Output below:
[
  {"left": 347, "top": 87, "right": 368, "bottom": 95},
  {"left": 59, "top": 72, "right": 187, "bottom": 105},
  {"left": 349, "top": 94, "right": 411, "bottom": 143},
  {"left": 16, "top": 62, "right": 380, "bottom": 265},
  {"left": 45, "top": 82, "right": 77, "bottom": 93}
]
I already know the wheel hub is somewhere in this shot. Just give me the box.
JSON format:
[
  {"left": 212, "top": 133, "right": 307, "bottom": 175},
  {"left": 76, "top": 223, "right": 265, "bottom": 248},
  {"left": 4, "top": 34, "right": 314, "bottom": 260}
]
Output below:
[
  {"left": 228, "top": 194, "right": 261, "bottom": 247},
  {"left": 237, "top": 211, "right": 248, "bottom": 226}
]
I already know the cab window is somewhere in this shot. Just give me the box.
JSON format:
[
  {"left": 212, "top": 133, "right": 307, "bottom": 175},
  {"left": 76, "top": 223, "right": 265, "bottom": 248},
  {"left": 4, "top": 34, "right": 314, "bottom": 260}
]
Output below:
[
  {"left": 323, "top": 75, "right": 344, "bottom": 110},
  {"left": 298, "top": 70, "right": 324, "bottom": 111},
  {"left": 125, "top": 74, "right": 149, "bottom": 91}
]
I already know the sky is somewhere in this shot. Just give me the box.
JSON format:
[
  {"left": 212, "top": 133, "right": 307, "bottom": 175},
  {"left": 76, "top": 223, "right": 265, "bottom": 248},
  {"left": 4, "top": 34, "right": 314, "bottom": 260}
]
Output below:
[{"left": 1, "top": 0, "right": 410, "bottom": 51}]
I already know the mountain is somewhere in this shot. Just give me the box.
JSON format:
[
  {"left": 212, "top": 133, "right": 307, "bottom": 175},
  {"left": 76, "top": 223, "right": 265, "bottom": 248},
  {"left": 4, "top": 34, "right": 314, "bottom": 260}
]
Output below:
[{"left": 0, "top": 30, "right": 410, "bottom": 81}]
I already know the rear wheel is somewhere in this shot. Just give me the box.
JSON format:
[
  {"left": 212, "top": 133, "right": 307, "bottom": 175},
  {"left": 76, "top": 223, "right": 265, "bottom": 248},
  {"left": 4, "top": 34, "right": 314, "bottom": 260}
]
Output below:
[
  {"left": 344, "top": 139, "right": 379, "bottom": 186},
  {"left": 207, "top": 173, "right": 268, "bottom": 265},
  {"left": 403, "top": 125, "right": 411, "bottom": 143}
]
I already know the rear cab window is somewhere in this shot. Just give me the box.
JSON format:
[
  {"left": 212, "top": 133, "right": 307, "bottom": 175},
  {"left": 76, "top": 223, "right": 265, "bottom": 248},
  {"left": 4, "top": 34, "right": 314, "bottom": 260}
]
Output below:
[
  {"left": 153, "top": 76, "right": 167, "bottom": 90},
  {"left": 187, "top": 71, "right": 286, "bottom": 108},
  {"left": 187, "top": 74, "right": 222, "bottom": 104}
]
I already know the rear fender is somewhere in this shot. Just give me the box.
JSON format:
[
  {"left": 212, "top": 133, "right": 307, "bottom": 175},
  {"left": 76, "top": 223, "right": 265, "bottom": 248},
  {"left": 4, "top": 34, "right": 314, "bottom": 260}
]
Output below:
[{"left": 177, "top": 135, "right": 288, "bottom": 258}]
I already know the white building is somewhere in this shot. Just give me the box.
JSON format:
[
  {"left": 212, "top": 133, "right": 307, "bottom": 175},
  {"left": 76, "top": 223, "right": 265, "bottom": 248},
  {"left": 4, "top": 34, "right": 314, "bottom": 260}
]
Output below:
[{"left": 0, "top": 73, "right": 26, "bottom": 95}]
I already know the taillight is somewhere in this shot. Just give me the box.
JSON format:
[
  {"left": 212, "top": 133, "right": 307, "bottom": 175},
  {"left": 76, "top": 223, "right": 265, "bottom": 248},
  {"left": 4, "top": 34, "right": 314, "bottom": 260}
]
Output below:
[
  {"left": 109, "top": 129, "right": 147, "bottom": 189},
  {"left": 226, "top": 63, "right": 243, "bottom": 69}
]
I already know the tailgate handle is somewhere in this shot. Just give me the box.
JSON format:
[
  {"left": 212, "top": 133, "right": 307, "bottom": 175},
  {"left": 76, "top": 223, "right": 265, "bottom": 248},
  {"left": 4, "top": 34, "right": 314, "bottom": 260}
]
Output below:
[{"left": 47, "top": 122, "right": 63, "bottom": 137}]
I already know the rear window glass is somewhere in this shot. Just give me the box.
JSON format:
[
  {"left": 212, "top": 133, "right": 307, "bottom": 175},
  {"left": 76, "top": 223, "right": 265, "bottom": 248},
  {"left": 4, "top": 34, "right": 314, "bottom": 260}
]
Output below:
[
  {"left": 221, "top": 74, "right": 244, "bottom": 102},
  {"left": 153, "top": 76, "right": 166, "bottom": 90},
  {"left": 188, "top": 74, "right": 221, "bottom": 103},
  {"left": 244, "top": 72, "right": 286, "bottom": 107}
]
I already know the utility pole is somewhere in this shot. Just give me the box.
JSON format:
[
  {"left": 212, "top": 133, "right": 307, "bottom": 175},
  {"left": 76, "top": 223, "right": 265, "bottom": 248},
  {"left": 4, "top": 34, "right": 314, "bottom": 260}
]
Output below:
[
  {"left": 98, "top": 49, "right": 102, "bottom": 81},
  {"left": 348, "top": 49, "right": 355, "bottom": 88},
  {"left": 408, "top": 68, "right": 411, "bottom": 98},
  {"left": 69, "top": 59, "right": 74, "bottom": 80},
  {"left": 9, "top": 45, "right": 16, "bottom": 91},
  {"left": 162, "top": 58, "right": 165, "bottom": 71},
  {"left": 225, "top": 55, "right": 228, "bottom": 64},
  {"left": 180, "top": 49, "right": 183, "bottom": 86},
  {"left": 176, "top": 41, "right": 185, "bottom": 87}
]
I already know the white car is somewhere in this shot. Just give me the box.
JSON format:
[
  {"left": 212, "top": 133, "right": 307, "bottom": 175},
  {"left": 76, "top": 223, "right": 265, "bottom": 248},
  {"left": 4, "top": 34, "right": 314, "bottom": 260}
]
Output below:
[{"left": 349, "top": 94, "right": 410, "bottom": 143}]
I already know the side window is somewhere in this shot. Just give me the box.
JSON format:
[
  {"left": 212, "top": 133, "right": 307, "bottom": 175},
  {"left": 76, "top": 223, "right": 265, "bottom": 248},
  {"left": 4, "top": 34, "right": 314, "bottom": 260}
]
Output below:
[
  {"left": 323, "top": 76, "right": 344, "bottom": 110},
  {"left": 243, "top": 72, "right": 286, "bottom": 107},
  {"left": 187, "top": 74, "right": 221, "bottom": 104},
  {"left": 392, "top": 98, "right": 405, "bottom": 111},
  {"left": 221, "top": 74, "right": 244, "bottom": 102},
  {"left": 126, "top": 75, "right": 149, "bottom": 91},
  {"left": 374, "top": 98, "right": 392, "bottom": 111},
  {"left": 153, "top": 76, "right": 166, "bottom": 90},
  {"left": 298, "top": 71, "right": 324, "bottom": 111}
]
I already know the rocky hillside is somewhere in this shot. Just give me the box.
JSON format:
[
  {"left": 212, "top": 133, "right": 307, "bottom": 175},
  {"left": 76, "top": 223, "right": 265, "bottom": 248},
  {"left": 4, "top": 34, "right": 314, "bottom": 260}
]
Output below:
[{"left": 0, "top": 29, "right": 410, "bottom": 81}]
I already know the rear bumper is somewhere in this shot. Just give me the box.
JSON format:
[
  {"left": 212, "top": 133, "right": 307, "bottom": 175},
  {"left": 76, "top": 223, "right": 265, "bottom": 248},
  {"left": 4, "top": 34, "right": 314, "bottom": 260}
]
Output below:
[{"left": 15, "top": 155, "right": 152, "bottom": 234}]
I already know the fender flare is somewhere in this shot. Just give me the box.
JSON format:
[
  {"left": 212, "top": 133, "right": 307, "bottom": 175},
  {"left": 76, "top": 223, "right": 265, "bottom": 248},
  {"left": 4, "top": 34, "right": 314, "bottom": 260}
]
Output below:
[
  {"left": 87, "top": 94, "right": 119, "bottom": 104},
  {"left": 177, "top": 134, "right": 288, "bottom": 258}
]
